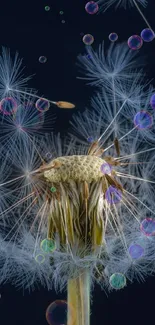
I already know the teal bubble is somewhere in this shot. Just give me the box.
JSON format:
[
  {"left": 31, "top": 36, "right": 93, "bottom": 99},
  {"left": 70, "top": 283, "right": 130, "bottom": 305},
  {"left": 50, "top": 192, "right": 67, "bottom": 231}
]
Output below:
[
  {"left": 109, "top": 273, "right": 126, "bottom": 289},
  {"left": 45, "top": 6, "right": 50, "bottom": 11},
  {"left": 50, "top": 186, "right": 57, "bottom": 193},
  {"left": 40, "top": 239, "right": 56, "bottom": 253}
]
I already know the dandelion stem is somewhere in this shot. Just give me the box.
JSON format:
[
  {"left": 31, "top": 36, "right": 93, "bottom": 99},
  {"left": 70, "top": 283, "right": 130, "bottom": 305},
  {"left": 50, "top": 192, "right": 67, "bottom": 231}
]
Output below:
[
  {"left": 67, "top": 269, "right": 90, "bottom": 325},
  {"left": 133, "top": 0, "right": 154, "bottom": 34},
  {"left": 9, "top": 88, "right": 56, "bottom": 106}
]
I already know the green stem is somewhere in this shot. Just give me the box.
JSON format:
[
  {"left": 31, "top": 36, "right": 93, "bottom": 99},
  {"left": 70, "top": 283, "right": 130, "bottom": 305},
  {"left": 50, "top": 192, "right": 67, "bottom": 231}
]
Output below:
[{"left": 67, "top": 269, "right": 90, "bottom": 325}]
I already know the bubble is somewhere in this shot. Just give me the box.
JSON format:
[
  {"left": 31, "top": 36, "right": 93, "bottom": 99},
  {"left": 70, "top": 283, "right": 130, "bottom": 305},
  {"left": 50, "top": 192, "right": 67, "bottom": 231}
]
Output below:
[
  {"left": 109, "top": 273, "right": 126, "bottom": 290},
  {"left": 85, "top": 1, "right": 99, "bottom": 14},
  {"left": 134, "top": 111, "right": 153, "bottom": 129},
  {"left": 109, "top": 32, "right": 118, "bottom": 42},
  {"left": 127, "top": 35, "right": 143, "bottom": 50},
  {"left": 61, "top": 20, "right": 65, "bottom": 23},
  {"left": 150, "top": 93, "right": 155, "bottom": 109},
  {"left": 35, "top": 98, "right": 50, "bottom": 112},
  {"left": 105, "top": 186, "right": 122, "bottom": 204},
  {"left": 83, "top": 34, "right": 94, "bottom": 45},
  {"left": 87, "top": 136, "right": 94, "bottom": 143},
  {"left": 100, "top": 162, "right": 112, "bottom": 175},
  {"left": 44, "top": 152, "right": 53, "bottom": 162},
  {"left": 140, "top": 28, "right": 155, "bottom": 42},
  {"left": 46, "top": 300, "right": 75, "bottom": 325},
  {"left": 140, "top": 218, "right": 155, "bottom": 236},
  {"left": 35, "top": 254, "right": 45, "bottom": 264},
  {"left": 0, "top": 97, "right": 18, "bottom": 115},
  {"left": 39, "top": 56, "right": 47, "bottom": 63},
  {"left": 50, "top": 187, "right": 57, "bottom": 193},
  {"left": 40, "top": 238, "right": 56, "bottom": 253},
  {"left": 59, "top": 11, "right": 64, "bottom": 15},
  {"left": 128, "top": 243, "right": 144, "bottom": 259},
  {"left": 45, "top": 6, "right": 50, "bottom": 11}
]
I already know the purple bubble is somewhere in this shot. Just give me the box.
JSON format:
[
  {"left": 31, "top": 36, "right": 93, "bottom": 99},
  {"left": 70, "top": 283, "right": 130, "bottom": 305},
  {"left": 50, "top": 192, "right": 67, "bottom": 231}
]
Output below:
[
  {"left": 134, "top": 111, "right": 153, "bottom": 129},
  {"left": 85, "top": 1, "right": 99, "bottom": 14},
  {"left": 140, "top": 28, "right": 155, "bottom": 42},
  {"left": 100, "top": 162, "right": 112, "bottom": 175},
  {"left": 150, "top": 93, "right": 155, "bottom": 109},
  {"left": 140, "top": 218, "right": 155, "bottom": 236},
  {"left": 128, "top": 243, "right": 144, "bottom": 259},
  {"left": 127, "top": 35, "right": 143, "bottom": 50},
  {"left": 83, "top": 34, "right": 94, "bottom": 45},
  {"left": 105, "top": 186, "right": 122, "bottom": 204},
  {"left": 109, "top": 32, "right": 118, "bottom": 42}
]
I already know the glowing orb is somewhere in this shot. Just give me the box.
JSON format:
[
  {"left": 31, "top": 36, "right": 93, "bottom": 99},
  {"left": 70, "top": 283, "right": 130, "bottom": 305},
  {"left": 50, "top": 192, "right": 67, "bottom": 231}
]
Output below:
[
  {"left": 59, "top": 11, "right": 64, "bottom": 15},
  {"left": 0, "top": 97, "right": 18, "bottom": 115},
  {"left": 83, "top": 34, "right": 94, "bottom": 45},
  {"left": 46, "top": 300, "right": 75, "bottom": 325},
  {"left": 85, "top": 1, "right": 99, "bottom": 14},
  {"left": 140, "top": 218, "right": 155, "bottom": 236},
  {"left": 100, "top": 162, "right": 112, "bottom": 175},
  {"left": 127, "top": 35, "right": 143, "bottom": 50},
  {"left": 128, "top": 243, "right": 144, "bottom": 259},
  {"left": 105, "top": 186, "right": 122, "bottom": 204},
  {"left": 140, "top": 28, "right": 155, "bottom": 42},
  {"left": 39, "top": 56, "right": 47, "bottom": 63},
  {"left": 150, "top": 93, "right": 155, "bottom": 109},
  {"left": 109, "top": 273, "right": 126, "bottom": 290},
  {"left": 40, "top": 239, "right": 56, "bottom": 253},
  {"left": 109, "top": 32, "right": 118, "bottom": 42},
  {"left": 134, "top": 111, "right": 153, "bottom": 129},
  {"left": 35, "top": 254, "right": 45, "bottom": 264},
  {"left": 35, "top": 98, "right": 50, "bottom": 112}
]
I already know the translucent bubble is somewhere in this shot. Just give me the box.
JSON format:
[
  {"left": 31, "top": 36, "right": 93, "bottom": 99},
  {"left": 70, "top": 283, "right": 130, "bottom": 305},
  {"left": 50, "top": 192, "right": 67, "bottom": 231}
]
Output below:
[
  {"left": 40, "top": 238, "right": 56, "bottom": 253},
  {"left": 35, "top": 254, "right": 45, "bottom": 264},
  {"left": 85, "top": 1, "right": 99, "bottom": 14},
  {"left": 105, "top": 186, "right": 122, "bottom": 204},
  {"left": 0, "top": 97, "right": 18, "bottom": 115},
  {"left": 140, "top": 28, "right": 155, "bottom": 42},
  {"left": 100, "top": 162, "right": 112, "bottom": 175},
  {"left": 140, "top": 218, "right": 155, "bottom": 236},
  {"left": 83, "top": 34, "right": 94, "bottom": 45},
  {"left": 109, "top": 32, "right": 118, "bottom": 42},
  {"left": 46, "top": 300, "right": 75, "bottom": 325},
  {"left": 150, "top": 93, "right": 155, "bottom": 109},
  {"left": 61, "top": 20, "right": 65, "bottom": 23},
  {"left": 45, "top": 6, "right": 50, "bottom": 11},
  {"left": 39, "top": 56, "right": 47, "bottom": 63},
  {"left": 59, "top": 11, "right": 64, "bottom": 15},
  {"left": 109, "top": 273, "right": 126, "bottom": 290},
  {"left": 127, "top": 35, "right": 143, "bottom": 50},
  {"left": 87, "top": 136, "right": 94, "bottom": 143},
  {"left": 134, "top": 111, "right": 153, "bottom": 129},
  {"left": 35, "top": 98, "right": 50, "bottom": 112},
  {"left": 128, "top": 243, "right": 144, "bottom": 259},
  {"left": 44, "top": 152, "right": 53, "bottom": 162}
]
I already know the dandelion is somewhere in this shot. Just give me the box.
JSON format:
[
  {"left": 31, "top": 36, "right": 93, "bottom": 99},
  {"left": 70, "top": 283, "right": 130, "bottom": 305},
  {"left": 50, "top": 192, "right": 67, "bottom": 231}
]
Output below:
[
  {"left": 77, "top": 41, "right": 144, "bottom": 88},
  {"left": 96, "top": 0, "right": 154, "bottom": 35},
  {"left": 0, "top": 44, "right": 155, "bottom": 325}
]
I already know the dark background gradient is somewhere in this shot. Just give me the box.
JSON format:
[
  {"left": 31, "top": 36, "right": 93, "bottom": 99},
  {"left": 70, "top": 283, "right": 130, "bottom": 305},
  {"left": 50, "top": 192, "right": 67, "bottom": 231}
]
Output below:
[{"left": 0, "top": 0, "right": 155, "bottom": 324}]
